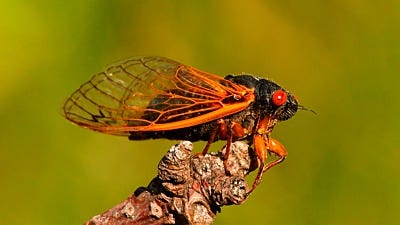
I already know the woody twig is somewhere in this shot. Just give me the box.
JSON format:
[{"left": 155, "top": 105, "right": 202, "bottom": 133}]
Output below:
[{"left": 84, "top": 141, "right": 258, "bottom": 225}]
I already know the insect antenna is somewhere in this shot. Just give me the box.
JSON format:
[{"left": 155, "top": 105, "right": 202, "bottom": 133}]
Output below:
[{"left": 298, "top": 105, "right": 317, "bottom": 115}]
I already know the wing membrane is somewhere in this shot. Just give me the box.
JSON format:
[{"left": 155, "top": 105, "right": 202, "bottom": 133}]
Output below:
[{"left": 63, "top": 56, "right": 254, "bottom": 135}]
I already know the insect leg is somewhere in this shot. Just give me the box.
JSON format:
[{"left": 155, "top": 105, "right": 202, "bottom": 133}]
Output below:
[
  {"left": 262, "top": 138, "right": 287, "bottom": 173},
  {"left": 248, "top": 116, "right": 285, "bottom": 194},
  {"left": 202, "top": 119, "right": 226, "bottom": 155},
  {"left": 224, "top": 121, "right": 249, "bottom": 159},
  {"left": 249, "top": 133, "right": 267, "bottom": 193},
  {"left": 248, "top": 137, "right": 287, "bottom": 194},
  {"left": 222, "top": 122, "right": 249, "bottom": 175}
]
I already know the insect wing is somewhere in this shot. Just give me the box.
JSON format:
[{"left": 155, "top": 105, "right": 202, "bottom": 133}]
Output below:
[{"left": 63, "top": 56, "right": 254, "bottom": 135}]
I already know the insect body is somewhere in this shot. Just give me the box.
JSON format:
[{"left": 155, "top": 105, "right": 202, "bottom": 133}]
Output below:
[{"left": 63, "top": 56, "right": 299, "bottom": 192}]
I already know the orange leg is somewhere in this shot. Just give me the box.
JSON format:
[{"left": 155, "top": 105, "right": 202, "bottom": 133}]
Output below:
[
  {"left": 249, "top": 136, "right": 287, "bottom": 194},
  {"left": 203, "top": 120, "right": 249, "bottom": 175},
  {"left": 223, "top": 121, "right": 248, "bottom": 159},
  {"left": 201, "top": 120, "right": 250, "bottom": 176},
  {"left": 222, "top": 122, "right": 249, "bottom": 176},
  {"left": 262, "top": 138, "right": 287, "bottom": 173},
  {"left": 202, "top": 119, "right": 226, "bottom": 155},
  {"left": 250, "top": 134, "right": 267, "bottom": 193}
]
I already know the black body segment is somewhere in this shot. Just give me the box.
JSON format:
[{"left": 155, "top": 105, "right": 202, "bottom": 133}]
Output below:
[{"left": 129, "top": 74, "right": 298, "bottom": 142}]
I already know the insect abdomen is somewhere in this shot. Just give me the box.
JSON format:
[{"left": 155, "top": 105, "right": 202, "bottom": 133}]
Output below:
[{"left": 128, "top": 120, "right": 219, "bottom": 142}]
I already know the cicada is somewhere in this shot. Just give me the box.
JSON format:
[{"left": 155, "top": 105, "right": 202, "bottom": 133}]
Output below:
[{"left": 63, "top": 56, "right": 300, "bottom": 192}]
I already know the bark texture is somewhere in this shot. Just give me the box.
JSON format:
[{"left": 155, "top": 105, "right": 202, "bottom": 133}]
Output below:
[{"left": 85, "top": 141, "right": 258, "bottom": 225}]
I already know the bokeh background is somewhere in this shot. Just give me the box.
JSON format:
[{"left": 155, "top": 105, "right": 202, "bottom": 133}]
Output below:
[{"left": 1, "top": 1, "right": 399, "bottom": 224}]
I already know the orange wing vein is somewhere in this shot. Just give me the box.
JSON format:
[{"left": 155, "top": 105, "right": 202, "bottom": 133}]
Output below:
[{"left": 63, "top": 56, "right": 255, "bottom": 136}]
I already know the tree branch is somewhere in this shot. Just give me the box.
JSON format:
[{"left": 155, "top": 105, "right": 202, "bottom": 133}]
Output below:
[{"left": 84, "top": 141, "right": 258, "bottom": 225}]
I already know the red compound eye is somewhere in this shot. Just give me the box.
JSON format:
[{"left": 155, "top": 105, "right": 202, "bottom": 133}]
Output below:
[{"left": 272, "top": 90, "right": 287, "bottom": 106}]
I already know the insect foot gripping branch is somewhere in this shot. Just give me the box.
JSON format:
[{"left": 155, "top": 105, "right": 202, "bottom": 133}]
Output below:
[{"left": 84, "top": 141, "right": 259, "bottom": 225}]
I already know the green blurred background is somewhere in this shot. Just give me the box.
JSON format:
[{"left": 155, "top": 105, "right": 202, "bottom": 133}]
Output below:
[{"left": 1, "top": 1, "right": 399, "bottom": 224}]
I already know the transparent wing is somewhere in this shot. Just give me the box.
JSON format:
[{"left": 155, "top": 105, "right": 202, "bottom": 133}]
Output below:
[{"left": 63, "top": 56, "right": 254, "bottom": 136}]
